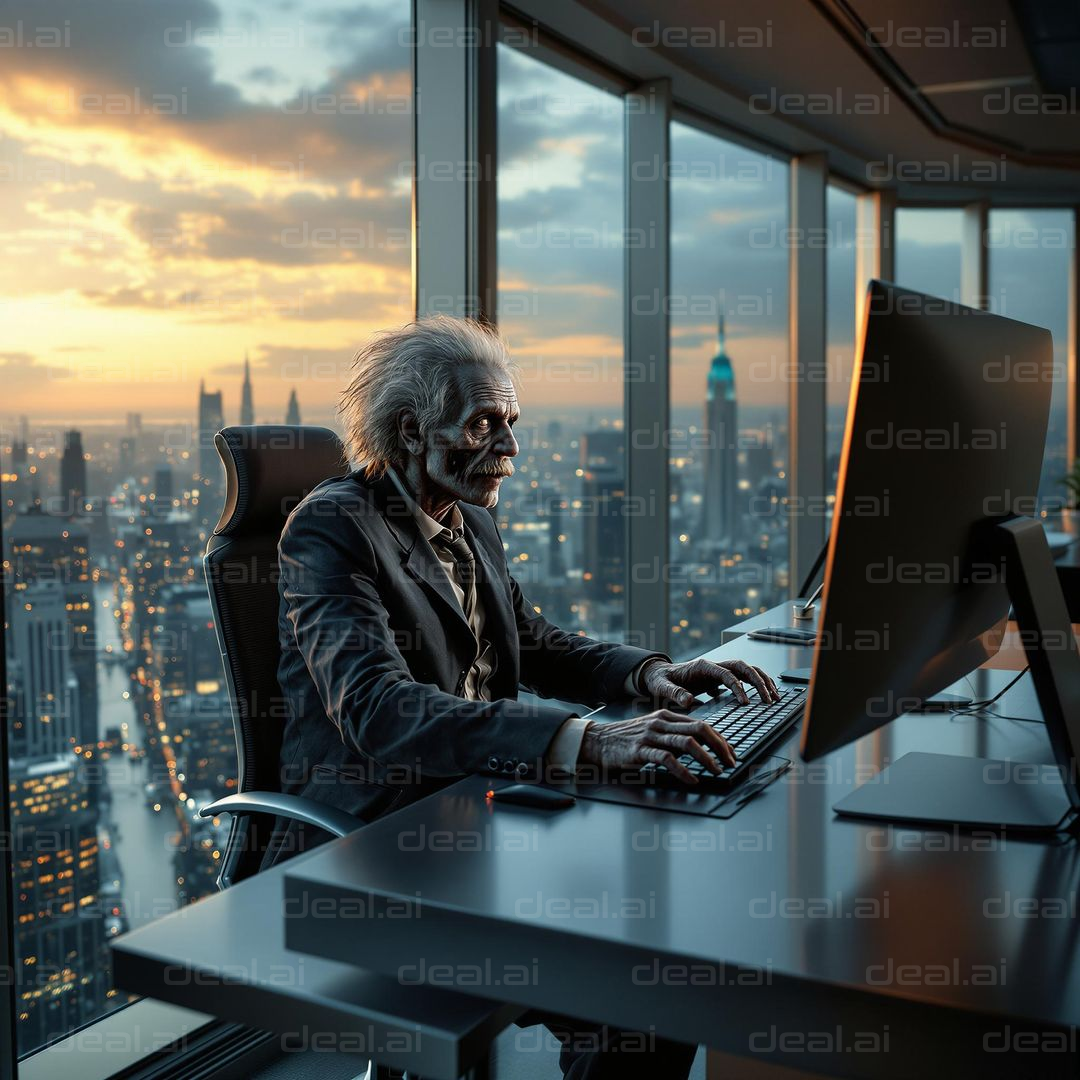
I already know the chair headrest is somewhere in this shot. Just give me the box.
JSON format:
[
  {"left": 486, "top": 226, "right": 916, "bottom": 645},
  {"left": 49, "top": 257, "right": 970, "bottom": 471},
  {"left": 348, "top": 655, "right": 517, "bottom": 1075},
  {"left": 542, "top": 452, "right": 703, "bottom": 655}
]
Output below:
[{"left": 211, "top": 425, "right": 348, "bottom": 538}]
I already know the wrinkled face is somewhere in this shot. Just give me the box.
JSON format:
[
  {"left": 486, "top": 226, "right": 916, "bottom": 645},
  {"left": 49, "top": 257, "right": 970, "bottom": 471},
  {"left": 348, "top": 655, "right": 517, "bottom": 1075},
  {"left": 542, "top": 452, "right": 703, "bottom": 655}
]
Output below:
[{"left": 419, "top": 367, "right": 519, "bottom": 509}]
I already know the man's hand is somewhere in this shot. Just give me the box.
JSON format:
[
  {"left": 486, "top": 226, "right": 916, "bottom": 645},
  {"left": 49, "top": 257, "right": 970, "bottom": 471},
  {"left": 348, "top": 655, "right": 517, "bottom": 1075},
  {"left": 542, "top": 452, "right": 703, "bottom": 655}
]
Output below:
[
  {"left": 639, "top": 658, "right": 779, "bottom": 710},
  {"left": 579, "top": 711, "right": 738, "bottom": 785}
]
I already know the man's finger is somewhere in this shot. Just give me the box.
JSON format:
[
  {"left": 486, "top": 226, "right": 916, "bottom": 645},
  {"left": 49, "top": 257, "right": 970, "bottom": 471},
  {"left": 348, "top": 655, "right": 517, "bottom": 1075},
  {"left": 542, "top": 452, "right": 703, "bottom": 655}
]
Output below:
[
  {"left": 687, "top": 721, "right": 737, "bottom": 767},
  {"left": 717, "top": 668, "right": 750, "bottom": 705},
  {"left": 656, "top": 733, "right": 721, "bottom": 774},
  {"left": 725, "top": 660, "right": 773, "bottom": 703},
  {"left": 753, "top": 665, "right": 780, "bottom": 701},
  {"left": 681, "top": 660, "right": 733, "bottom": 695},
  {"left": 654, "top": 721, "right": 736, "bottom": 770},
  {"left": 640, "top": 746, "right": 696, "bottom": 784},
  {"left": 652, "top": 678, "right": 695, "bottom": 710}
]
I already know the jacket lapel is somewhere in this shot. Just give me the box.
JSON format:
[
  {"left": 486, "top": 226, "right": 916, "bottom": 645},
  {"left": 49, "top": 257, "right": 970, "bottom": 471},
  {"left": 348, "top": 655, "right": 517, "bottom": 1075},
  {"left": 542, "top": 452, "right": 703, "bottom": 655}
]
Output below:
[{"left": 365, "top": 471, "right": 474, "bottom": 645}]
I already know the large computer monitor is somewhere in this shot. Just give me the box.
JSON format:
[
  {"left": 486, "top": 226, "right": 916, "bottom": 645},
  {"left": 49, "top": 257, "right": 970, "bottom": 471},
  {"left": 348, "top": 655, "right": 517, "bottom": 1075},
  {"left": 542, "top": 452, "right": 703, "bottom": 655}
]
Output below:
[{"left": 800, "top": 280, "right": 1080, "bottom": 831}]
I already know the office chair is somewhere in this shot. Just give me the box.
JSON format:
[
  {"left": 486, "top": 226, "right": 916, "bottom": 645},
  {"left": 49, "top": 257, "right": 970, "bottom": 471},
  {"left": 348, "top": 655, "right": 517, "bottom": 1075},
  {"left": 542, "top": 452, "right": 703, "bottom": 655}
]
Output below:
[{"left": 197, "top": 424, "right": 358, "bottom": 889}]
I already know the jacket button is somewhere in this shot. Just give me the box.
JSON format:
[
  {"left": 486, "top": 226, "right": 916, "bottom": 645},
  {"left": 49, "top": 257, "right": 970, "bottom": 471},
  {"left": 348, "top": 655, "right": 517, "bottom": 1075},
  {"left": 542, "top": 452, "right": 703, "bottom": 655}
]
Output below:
[
  {"left": 487, "top": 756, "right": 499, "bottom": 771},
  {"left": 501, "top": 761, "right": 515, "bottom": 774},
  {"left": 515, "top": 762, "right": 529, "bottom": 778}
]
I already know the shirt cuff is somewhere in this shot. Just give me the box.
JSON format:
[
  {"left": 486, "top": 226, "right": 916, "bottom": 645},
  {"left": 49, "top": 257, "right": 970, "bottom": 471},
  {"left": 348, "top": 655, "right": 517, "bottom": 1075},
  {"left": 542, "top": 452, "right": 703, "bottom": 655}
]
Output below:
[
  {"left": 545, "top": 716, "right": 592, "bottom": 774},
  {"left": 624, "top": 656, "right": 667, "bottom": 696}
]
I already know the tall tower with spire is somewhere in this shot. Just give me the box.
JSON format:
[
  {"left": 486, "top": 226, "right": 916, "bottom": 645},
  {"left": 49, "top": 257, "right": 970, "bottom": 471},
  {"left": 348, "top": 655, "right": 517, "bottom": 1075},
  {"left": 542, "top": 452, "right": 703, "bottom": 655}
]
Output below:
[
  {"left": 240, "top": 352, "right": 255, "bottom": 426},
  {"left": 197, "top": 377, "right": 225, "bottom": 519},
  {"left": 702, "top": 311, "right": 738, "bottom": 546},
  {"left": 285, "top": 388, "right": 301, "bottom": 426}
]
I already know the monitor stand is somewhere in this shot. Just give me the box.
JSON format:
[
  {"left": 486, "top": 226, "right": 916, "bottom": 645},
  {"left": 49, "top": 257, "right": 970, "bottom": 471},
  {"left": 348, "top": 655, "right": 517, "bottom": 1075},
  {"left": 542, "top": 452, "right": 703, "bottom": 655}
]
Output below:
[{"left": 833, "top": 517, "right": 1080, "bottom": 832}]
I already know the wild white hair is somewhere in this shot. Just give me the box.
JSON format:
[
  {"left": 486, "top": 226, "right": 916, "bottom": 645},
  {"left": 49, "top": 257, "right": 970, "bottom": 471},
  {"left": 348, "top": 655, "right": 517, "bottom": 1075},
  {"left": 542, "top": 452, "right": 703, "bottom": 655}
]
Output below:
[{"left": 338, "top": 314, "right": 517, "bottom": 479}]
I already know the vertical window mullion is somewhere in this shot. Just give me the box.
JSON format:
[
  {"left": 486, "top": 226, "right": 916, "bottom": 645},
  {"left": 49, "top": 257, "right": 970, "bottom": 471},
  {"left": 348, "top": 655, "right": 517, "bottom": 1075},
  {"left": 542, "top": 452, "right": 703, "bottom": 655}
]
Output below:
[
  {"left": 412, "top": 0, "right": 497, "bottom": 318},
  {"left": 625, "top": 79, "right": 671, "bottom": 654},
  {"left": 961, "top": 200, "right": 990, "bottom": 311},
  {"left": 1069, "top": 207, "right": 1079, "bottom": 474},
  {"left": 0, "top": 484, "right": 14, "bottom": 1079},
  {"left": 855, "top": 190, "right": 896, "bottom": 357},
  {"left": 789, "top": 153, "right": 828, "bottom": 595}
]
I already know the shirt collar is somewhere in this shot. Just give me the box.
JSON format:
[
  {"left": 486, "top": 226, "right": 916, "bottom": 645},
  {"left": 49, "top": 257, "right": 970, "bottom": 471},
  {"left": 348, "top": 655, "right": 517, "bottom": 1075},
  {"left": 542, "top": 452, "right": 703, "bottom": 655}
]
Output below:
[{"left": 387, "top": 467, "right": 463, "bottom": 543}]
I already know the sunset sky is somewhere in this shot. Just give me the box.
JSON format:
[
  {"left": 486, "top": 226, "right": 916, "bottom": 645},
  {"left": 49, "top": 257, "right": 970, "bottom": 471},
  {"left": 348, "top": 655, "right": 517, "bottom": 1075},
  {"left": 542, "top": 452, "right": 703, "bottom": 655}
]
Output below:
[{"left": 0, "top": 0, "right": 1071, "bottom": 431}]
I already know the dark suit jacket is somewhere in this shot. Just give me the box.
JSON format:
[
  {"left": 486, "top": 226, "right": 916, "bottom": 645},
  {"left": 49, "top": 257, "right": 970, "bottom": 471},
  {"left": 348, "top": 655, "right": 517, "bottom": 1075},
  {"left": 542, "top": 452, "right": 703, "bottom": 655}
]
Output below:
[{"left": 261, "top": 467, "right": 665, "bottom": 870}]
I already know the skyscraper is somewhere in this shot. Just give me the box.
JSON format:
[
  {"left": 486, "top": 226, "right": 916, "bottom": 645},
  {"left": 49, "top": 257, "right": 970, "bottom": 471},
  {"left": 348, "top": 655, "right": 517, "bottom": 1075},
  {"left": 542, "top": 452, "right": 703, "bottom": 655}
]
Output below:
[
  {"left": 153, "top": 464, "right": 173, "bottom": 510},
  {"left": 12, "top": 425, "right": 27, "bottom": 467},
  {"left": 9, "top": 510, "right": 97, "bottom": 749},
  {"left": 8, "top": 582, "right": 81, "bottom": 759},
  {"left": 9, "top": 754, "right": 109, "bottom": 1055},
  {"left": 197, "top": 379, "right": 225, "bottom": 516},
  {"left": 580, "top": 429, "right": 624, "bottom": 612},
  {"left": 118, "top": 436, "right": 137, "bottom": 480},
  {"left": 285, "top": 388, "right": 301, "bottom": 426},
  {"left": 240, "top": 352, "right": 254, "bottom": 426},
  {"left": 59, "top": 429, "right": 87, "bottom": 517},
  {"left": 703, "top": 313, "right": 738, "bottom": 546}
]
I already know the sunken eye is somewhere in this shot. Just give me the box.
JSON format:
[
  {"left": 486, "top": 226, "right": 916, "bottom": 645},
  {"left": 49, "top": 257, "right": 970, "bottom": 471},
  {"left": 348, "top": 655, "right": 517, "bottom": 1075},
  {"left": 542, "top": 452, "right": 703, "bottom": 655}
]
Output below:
[{"left": 473, "top": 413, "right": 516, "bottom": 433}]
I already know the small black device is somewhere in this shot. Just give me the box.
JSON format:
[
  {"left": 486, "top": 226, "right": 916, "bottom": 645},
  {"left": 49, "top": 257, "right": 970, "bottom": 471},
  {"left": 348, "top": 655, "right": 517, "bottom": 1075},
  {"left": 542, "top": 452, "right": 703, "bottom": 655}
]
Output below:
[
  {"left": 911, "top": 691, "right": 974, "bottom": 712},
  {"left": 487, "top": 784, "right": 576, "bottom": 809},
  {"left": 639, "top": 687, "right": 806, "bottom": 791},
  {"left": 780, "top": 668, "right": 812, "bottom": 684},
  {"left": 746, "top": 627, "right": 817, "bottom": 645}
]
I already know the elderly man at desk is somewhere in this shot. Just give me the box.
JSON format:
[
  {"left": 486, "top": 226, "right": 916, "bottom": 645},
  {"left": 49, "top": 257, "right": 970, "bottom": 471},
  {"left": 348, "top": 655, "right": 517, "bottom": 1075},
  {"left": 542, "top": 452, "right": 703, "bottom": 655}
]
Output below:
[{"left": 265, "top": 314, "right": 778, "bottom": 1078}]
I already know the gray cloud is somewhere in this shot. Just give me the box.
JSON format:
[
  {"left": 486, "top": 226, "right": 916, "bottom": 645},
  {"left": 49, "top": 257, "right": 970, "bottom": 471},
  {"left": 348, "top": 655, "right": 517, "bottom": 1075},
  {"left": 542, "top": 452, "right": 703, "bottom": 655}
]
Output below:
[{"left": 242, "top": 65, "right": 289, "bottom": 87}]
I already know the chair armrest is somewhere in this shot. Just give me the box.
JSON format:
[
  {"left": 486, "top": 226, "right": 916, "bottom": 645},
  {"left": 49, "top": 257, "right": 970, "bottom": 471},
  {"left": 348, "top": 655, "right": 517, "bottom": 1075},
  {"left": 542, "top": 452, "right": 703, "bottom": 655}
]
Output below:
[{"left": 199, "top": 791, "right": 362, "bottom": 838}]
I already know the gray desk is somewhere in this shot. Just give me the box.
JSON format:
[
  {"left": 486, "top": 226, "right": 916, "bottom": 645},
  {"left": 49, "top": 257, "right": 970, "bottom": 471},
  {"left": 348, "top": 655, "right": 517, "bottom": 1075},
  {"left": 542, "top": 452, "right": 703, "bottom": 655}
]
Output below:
[
  {"left": 283, "top": 633, "right": 1080, "bottom": 1079},
  {"left": 110, "top": 834, "right": 517, "bottom": 1079}
]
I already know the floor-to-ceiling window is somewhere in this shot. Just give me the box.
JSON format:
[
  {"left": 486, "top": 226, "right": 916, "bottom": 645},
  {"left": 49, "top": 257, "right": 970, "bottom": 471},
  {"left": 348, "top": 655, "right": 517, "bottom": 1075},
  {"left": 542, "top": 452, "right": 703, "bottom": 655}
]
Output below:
[
  {"left": 495, "top": 44, "right": 626, "bottom": 641},
  {"left": 1, "top": 0, "right": 412, "bottom": 1058},
  {"left": 988, "top": 209, "right": 1075, "bottom": 520},
  {"left": 667, "top": 121, "right": 790, "bottom": 658}
]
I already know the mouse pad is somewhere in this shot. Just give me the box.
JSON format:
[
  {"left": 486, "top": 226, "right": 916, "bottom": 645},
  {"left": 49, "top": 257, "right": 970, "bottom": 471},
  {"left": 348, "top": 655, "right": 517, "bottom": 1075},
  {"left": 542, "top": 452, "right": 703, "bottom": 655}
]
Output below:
[{"left": 545, "top": 756, "right": 791, "bottom": 819}]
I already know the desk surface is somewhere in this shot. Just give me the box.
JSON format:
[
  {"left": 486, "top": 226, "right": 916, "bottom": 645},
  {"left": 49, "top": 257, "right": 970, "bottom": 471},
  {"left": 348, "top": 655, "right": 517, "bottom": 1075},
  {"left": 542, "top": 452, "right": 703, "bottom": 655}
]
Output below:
[
  {"left": 284, "top": 633, "right": 1080, "bottom": 1078},
  {"left": 111, "top": 830, "right": 516, "bottom": 1079}
]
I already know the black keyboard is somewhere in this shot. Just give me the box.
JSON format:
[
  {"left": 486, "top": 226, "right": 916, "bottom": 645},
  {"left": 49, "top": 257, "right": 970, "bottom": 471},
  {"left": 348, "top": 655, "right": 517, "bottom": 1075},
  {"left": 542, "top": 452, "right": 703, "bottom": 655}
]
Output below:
[{"left": 639, "top": 686, "right": 806, "bottom": 791}]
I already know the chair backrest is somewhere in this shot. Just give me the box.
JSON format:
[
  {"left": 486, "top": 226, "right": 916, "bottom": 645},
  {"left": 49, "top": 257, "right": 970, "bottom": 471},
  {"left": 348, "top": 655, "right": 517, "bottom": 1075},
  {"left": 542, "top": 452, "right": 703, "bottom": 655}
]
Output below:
[{"left": 203, "top": 425, "right": 348, "bottom": 886}]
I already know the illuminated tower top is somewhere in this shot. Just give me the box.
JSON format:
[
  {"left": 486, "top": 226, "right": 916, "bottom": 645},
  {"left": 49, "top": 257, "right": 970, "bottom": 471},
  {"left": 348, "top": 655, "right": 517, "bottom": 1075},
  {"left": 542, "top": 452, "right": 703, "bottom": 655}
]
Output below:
[{"left": 706, "top": 313, "right": 735, "bottom": 404}]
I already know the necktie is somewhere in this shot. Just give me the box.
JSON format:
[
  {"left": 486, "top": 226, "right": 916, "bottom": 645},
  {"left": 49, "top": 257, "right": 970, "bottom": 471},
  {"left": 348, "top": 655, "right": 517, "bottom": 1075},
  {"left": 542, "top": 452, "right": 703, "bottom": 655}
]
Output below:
[
  {"left": 431, "top": 527, "right": 494, "bottom": 699},
  {"left": 433, "top": 527, "right": 477, "bottom": 622}
]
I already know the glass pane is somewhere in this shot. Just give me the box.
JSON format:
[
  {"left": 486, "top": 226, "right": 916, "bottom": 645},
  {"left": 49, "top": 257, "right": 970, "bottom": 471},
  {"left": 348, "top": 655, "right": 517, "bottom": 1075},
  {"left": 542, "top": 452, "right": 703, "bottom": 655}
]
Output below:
[
  {"left": 1, "top": 0, "right": 411, "bottom": 1056},
  {"left": 495, "top": 45, "right": 625, "bottom": 640},
  {"left": 988, "top": 209, "right": 1075, "bottom": 521},
  {"left": 668, "top": 122, "right": 790, "bottom": 658},
  {"left": 895, "top": 208, "right": 963, "bottom": 301},
  {"left": 826, "top": 186, "right": 858, "bottom": 506}
]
